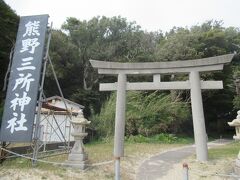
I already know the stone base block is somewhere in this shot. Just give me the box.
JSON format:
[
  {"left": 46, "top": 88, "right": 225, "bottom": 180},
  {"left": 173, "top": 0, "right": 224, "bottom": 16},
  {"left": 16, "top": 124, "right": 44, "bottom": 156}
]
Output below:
[
  {"left": 235, "top": 159, "right": 240, "bottom": 175},
  {"left": 65, "top": 152, "right": 89, "bottom": 170},
  {"left": 68, "top": 153, "right": 88, "bottom": 161},
  {"left": 65, "top": 160, "right": 89, "bottom": 170},
  {"left": 233, "top": 136, "right": 240, "bottom": 140}
]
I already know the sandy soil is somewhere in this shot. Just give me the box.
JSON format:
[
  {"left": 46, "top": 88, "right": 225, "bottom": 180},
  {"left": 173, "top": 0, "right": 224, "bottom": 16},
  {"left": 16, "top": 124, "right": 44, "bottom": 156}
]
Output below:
[
  {"left": 0, "top": 149, "right": 164, "bottom": 180},
  {"left": 161, "top": 157, "right": 236, "bottom": 180},
  {"left": 0, "top": 144, "right": 236, "bottom": 180}
]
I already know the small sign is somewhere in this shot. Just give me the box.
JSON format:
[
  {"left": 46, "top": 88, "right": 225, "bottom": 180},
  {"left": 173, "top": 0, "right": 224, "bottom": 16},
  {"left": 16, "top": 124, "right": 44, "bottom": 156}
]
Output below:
[{"left": 0, "top": 15, "right": 49, "bottom": 142}]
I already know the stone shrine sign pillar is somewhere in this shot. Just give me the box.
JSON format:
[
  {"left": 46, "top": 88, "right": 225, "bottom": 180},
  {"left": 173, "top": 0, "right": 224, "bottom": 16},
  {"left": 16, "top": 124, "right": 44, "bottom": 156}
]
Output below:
[{"left": 90, "top": 54, "right": 234, "bottom": 178}]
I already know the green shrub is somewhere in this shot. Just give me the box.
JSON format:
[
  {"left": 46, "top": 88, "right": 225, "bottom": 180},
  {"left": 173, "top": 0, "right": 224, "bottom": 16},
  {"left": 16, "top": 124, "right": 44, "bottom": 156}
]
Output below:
[
  {"left": 91, "top": 91, "right": 191, "bottom": 138},
  {"left": 233, "top": 95, "right": 240, "bottom": 110},
  {"left": 90, "top": 93, "right": 116, "bottom": 138},
  {"left": 126, "top": 133, "right": 193, "bottom": 144}
]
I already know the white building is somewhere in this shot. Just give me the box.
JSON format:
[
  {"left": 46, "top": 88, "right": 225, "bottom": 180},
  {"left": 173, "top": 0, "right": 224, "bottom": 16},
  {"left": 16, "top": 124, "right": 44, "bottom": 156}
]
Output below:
[{"left": 35, "top": 96, "right": 84, "bottom": 146}]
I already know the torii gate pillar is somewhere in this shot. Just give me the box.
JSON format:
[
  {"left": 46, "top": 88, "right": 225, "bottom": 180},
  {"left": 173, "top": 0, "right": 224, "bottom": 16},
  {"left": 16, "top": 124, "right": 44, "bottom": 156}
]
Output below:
[
  {"left": 114, "top": 73, "right": 127, "bottom": 157},
  {"left": 114, "top": 73, "right": 126, "bottom": 178},
  {"left": 190, "top": 71, "right": 208, "bottom": 161}
]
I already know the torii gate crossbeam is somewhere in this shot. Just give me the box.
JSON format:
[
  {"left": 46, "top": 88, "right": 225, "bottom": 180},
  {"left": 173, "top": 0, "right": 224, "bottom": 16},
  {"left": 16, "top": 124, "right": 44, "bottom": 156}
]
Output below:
[{"left": 90, "top": 54, "right": 234, "bottom": 179}]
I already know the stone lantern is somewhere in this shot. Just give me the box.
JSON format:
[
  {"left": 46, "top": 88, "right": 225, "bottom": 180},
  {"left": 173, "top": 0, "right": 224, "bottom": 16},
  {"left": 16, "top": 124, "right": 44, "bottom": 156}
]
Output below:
[
  {"left": 228, "top": 110, "right": 240, "bottom": 174},
  {"left": 66, "top": 110, "right": 91, "bottom": 169},
  {"left": 228, "top": 110, "right": 240, "bottom": 140}
]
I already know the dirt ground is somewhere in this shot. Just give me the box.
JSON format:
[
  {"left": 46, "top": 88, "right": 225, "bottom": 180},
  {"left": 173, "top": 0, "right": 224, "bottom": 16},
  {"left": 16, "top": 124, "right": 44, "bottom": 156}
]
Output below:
[
  {"left": 161, "top": 156, "right": 236, "bottom": 180},
  {"left": 0, "top": 144, "right": 237, "bottom": 180},
  {"left": 0, "top": 153, "right": 158, "bottom": 180},
  {"left": 0, "top": 144, "right": 178, "bottom": 180}
]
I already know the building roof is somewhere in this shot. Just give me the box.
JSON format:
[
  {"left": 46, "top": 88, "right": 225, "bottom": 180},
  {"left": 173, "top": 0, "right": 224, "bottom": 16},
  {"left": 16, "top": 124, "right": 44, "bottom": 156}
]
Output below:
[{"left": 43, "top": 96, "right": 85, "bottom": 109}]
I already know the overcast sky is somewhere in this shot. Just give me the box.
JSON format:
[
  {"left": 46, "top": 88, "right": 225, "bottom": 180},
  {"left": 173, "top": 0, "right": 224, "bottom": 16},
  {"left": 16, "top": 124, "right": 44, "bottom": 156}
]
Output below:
[{"left": 4, "top": 0, "right": 240, "bottom": 32}]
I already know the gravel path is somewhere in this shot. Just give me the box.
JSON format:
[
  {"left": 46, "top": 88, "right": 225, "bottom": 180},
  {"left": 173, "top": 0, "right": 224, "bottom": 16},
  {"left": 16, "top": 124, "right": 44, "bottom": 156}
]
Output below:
[{"left": 136, "top": 139, "right": 232, "bottom": 180}]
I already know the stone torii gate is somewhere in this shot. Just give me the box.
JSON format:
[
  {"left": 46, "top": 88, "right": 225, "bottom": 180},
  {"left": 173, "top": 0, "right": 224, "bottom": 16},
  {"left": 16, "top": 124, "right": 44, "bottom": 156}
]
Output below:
[{"left": 90, "top": 54, "right": 234, "bottom": 178}]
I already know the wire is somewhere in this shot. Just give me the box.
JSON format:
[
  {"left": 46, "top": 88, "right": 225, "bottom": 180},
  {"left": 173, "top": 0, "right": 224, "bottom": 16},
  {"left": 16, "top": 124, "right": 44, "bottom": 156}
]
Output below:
[
  {"left": 3, "top": 45, "right": 15, "bottom": 91},
  {"left": 0, "top": 147, "right": 113, "bottom": 167},
  {"left": 189, "top": 166, "right": 240, "bottom": 179}
]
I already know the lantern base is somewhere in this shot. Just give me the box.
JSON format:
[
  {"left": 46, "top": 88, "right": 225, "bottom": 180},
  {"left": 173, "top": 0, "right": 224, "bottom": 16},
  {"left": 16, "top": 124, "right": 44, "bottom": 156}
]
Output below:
[
  {"left": 233, "top": 135, "right": 240, "bottom": 140},
  {"left": 66, "top": 152, "right": 89, "bottom": 170},
  {"left": 65, "top": 160, "right": 89, "bottom": 170},
  {"left": 68, "top": 153, "right": 88, "bottom": 161},
  {"left": 235, "top": 158, "right": 240, "bottom": 175}
]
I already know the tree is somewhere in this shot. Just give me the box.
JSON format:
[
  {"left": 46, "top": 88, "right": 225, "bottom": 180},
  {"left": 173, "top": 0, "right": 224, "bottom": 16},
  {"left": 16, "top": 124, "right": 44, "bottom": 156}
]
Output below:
[
  {"left": 46, "top": 30, "right": 81, "bottom": 97},
  {"left": 62, "top": 16, "right": 161, "bottom": 90},
  {"left": 0, "top": 0, "right": 19, "bottom": 92},
  {"left": 58, "top": 16, "right": 161, "bottom": 116},
  {"left": 41, "top": 18, "right": 240, "bottom": 136},
  {"left": 155, "top": 21, "right": 240, "bottom": 135},
  {"left": 0, "top": 0, "right": 19, "bottom": 119}
]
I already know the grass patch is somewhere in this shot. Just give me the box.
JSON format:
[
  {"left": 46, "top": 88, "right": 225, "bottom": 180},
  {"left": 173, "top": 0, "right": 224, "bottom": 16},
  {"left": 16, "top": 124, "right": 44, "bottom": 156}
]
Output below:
[
  {"left": 0, "top": 138, "right": 189, "bottom": 179},
  {"left": 186, "top": 141, "right": 239, "bottom": 180},
  {"left": 0, "top": 157, "right": 33, "bottom": 168},
  {"left": 208, "top": 141, "right": 240, "bottom": 160},
  {"left": 1, "top": 135, "right": 193, "bottom": 169},
  {"left": 8, "top": 139, "right": 238, "bottom": 180},
  {"left": 126, "top": 133, "right": 194, "bottom": 144}
]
